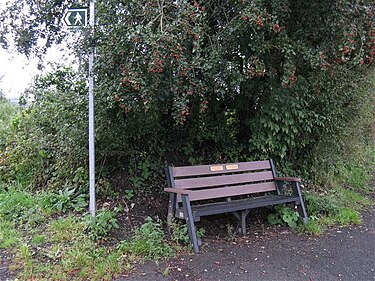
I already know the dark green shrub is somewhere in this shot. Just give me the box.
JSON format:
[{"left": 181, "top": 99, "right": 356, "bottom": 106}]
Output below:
[
  {"left": 86, "top": 208, "right": 119, "bottom": 241},
  {"left": 267, "top": 205, "right": 300, "bottom": 228}
]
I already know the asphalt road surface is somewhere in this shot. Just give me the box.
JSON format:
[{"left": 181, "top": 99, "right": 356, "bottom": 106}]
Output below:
[{"left": 122, "top": 198, "right": 375, "bottom": 281}]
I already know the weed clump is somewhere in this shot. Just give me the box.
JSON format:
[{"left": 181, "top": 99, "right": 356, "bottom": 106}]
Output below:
[{"left": 118, "top": 216, "right": 173, "bottom": 260}]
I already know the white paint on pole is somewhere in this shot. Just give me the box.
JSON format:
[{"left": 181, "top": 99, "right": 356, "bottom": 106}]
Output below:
[{"left": 88, "top": 0, "right": 96, "bottom": 218}]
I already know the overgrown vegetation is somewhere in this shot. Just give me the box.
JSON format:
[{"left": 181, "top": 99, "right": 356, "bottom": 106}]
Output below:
[
  {"left": 117, "top": 217, "right": 173, "bottom": 260},
  {"left": 0, "top": 95, "right": 17, "bottom": 149},
  {"left": 0, "top": 184, "right": 180, "bottom": 280},
  {"left": 0, "top": 68, "right": 88, "bottom": 188},
  {"left": 268, "top": 205, "right": 300, "bottom": 228},
  {"left": 1, "top": 0, "right": 374, "bottom": 193},
  {"left": 267, "top": 142, "right": 374, "bottom": 234},
  {"left": 0, "top": 0, "right": 374, "bottom": 278}
]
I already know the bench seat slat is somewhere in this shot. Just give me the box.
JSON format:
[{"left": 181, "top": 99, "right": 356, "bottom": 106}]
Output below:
[
  {"left": 182, "top": 181, "right": 276, "bottom": 202},
  {"left": 172, "top": 160, "right": 271, "bottom": 177},
  {"left": 186, "top": 195, "right": 300, "bottom": 218},
  {"left": 174, "top": 171, "right": 274, "bottom": 189}
]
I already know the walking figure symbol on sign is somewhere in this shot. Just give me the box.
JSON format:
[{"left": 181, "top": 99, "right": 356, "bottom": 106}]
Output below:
[
  {"left": 74, "top": 12, "right": 83, "bottom": 25},
  {"left": 64, "top": 8, "right": 88, "bottom": 27}
]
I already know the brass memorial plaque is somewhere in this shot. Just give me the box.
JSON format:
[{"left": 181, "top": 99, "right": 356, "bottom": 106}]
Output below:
[
  {"left": 226, "top": 164, "right": 239, "bottom": 170},
  {"left": 210, "top": 165, "right": 224, "bottom": 172}
]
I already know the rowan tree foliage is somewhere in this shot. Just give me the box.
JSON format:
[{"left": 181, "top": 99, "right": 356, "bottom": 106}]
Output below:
[{"left": 0, "top": 1, "right": 374, "bottom": 190}]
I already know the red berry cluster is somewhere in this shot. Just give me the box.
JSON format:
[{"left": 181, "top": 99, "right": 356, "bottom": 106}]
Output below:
[
  {"left": 149, "top": 51, "right": 164, "bottom": 73},
  {"left": 282, "top": 65, "right": 297, "bottom": 88}
]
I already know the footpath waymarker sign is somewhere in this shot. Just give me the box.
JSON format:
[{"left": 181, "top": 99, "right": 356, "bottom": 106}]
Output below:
[
  {"left": 63, "top": 3, "right": 96, "bottom": 218},
  {"left": 88, "top": 1, "right": 96, "bottom": 219},
  {"left": 64, "top": 8, "right": 88, "bottom": 27}
]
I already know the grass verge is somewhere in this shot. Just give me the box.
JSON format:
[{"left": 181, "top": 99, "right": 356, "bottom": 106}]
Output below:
[{"left": 0, "top": 185, "right": 176, "bottom": 280}]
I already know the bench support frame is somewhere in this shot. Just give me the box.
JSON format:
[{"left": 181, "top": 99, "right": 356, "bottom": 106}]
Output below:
[
  {"left": 181, "top": 194, "right": 199, "bottom": 253},
  {"left": 165, "top": 159, "right": 308, "bottom": 252}
]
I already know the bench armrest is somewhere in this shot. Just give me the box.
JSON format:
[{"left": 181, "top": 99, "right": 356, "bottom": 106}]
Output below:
[
  {"left": 274, "top": 177, "right": 301, "bottom": 182},
  {"left": 164, "top": 188, "right": 191, "bottom": 195}
]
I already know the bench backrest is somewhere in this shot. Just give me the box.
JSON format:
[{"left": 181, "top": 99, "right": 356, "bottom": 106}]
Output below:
[{"left": 167, "top": 160, "right": 278, "bottom": 203}]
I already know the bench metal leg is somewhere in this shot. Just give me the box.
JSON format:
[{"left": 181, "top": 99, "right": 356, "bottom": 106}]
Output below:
[
  {"left": 181, "top": 194, "right": 200, "bottom": 253},
  {"left": 294, "top": 182, "right": 308, "bottom": 224},
  {"left": 240, "top": 210, "right": 248, "bottom": 235},
  {"left": 297, "top": 203, "right": 309, "bottom": 225},
  {"left": 233, "top": 210, "right": 249, "bottom": 235},
  {"left": 167, "top": 193, "right": 177, "bottom": 232}
]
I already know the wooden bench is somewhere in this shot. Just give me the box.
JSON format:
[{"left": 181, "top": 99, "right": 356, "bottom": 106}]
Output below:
[{"left": 164, "top": 159, "right": 308, "bottom": 253}]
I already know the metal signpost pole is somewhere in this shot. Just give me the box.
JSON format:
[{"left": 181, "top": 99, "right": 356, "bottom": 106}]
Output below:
[
  {"left": 63, "top": 4, "right": 95, "bottom": 218},
  {"left": 88, "top": 0, "right": 96, "bottom": 218}
]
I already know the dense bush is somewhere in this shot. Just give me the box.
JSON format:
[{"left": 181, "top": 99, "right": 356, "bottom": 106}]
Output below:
[
  {"left": 0, "top": 1, "right": 374, "bottom": 194},
  {"left": 92, "top": 0, "right": 375, "bottom": 185},
  {"left": 0, "top": 97, "right": 18, "bottom": 149},
  {"left": 0, "top": 68, "right": 88, "bottom": 188},
  {"left": 307, "top": 68, "right": 375, "bottom": 185}
]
